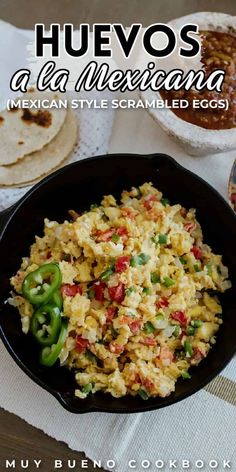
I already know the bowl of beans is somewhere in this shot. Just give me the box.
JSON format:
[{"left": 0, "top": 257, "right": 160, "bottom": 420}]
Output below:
[{"left": 141, "top": 12, "right": 236, "bottom": 156}]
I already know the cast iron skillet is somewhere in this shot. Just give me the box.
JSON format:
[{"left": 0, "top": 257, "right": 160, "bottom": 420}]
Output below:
[{"left": 0, "top": 153, "right": 236, "bottom": 414}]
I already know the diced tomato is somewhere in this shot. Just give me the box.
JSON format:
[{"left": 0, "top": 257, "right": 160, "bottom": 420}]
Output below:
[
  {"left": 76, "top": 335, "right": 89, "bottom": 353},
  {"left": 193, "top": 347, "right": 205, "bottom": 362},
  {"left": 141, "top": 336, "right": 157, "bottom": 346},
  {"left": 121, "top": 207, "right": 135, "bottom": 219},
  {"left": 115, "top": 256, "right": 131, "bottom": 273},
  {"left": 93, "top": 281, "right": 106, "bottom": 301},
  {"left": 142, "top": 378, "right": 154, "bottom": 390},
  {"left": 120, "top": 316, "right": 141, "bottom": 335},
  {"left": 160, "top": 345, "right": 174, "bottom": 365},
  {"left": 157, "top": 297, "right": 169, "bottom": 309},
  {"left": 171, "top": 311, "right": 187, "bottom": 326},
  {"left": 61, "top": 284, "right": 83, "bottom": 297},
  {"left": 106, "top": 306, "right": 117, "bottom": 324},
  {"left": 143, "top": 194, "right": 157, "bottom": 210},
  {"left": 184, "top": 222, "right": 196, "bottom": 233},
  {"left": 95, "top": 228, "right": 115, "bottom": 242},
  {"left": 116, "top": 226, "right": 128, "bottom": 238},
  {"left": 129, "top": 320, "right": 142, "bottom": 335},
  {"left": 108, "top": 283, "right": 125, "bottom": 303},
  {"left": 109, "top": 341, "right": 124, "bottom": 354},
  {"left": 191, "top": 246, "right": 202, "bottom": 260}
]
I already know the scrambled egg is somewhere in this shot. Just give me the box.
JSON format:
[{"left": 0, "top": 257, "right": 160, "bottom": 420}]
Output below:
[{"left": 10, "top": 183, "right": 231, "bottom": 399}]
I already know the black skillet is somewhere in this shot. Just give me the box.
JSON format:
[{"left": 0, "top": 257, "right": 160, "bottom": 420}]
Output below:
[{"left": 0, "top": 153, "right": 235, "bottom": 414}]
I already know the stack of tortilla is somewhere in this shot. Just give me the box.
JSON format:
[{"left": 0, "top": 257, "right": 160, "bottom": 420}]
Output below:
[{"left": 0, "top": 90, "right": 78, "bottom": 187}]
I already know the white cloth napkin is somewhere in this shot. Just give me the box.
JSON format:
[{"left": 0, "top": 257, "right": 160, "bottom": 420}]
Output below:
[
  {"left": 0, "top": 342, "right": 236, "bottom": 471},
  {"left": 0, "top": 21, "right": 236, "bottom": 472}
]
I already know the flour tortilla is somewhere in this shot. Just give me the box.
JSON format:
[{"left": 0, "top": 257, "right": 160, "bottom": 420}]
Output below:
[
  {"left": 0, "top": 91, "right": 67, "bottom": 165},
  {"left": 0, "top": 109, "right": 78, "bottom": 186}
]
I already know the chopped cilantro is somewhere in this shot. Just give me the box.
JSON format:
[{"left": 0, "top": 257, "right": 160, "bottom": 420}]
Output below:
[
  {"left": 143, "top": 321, "right": 155, "bottom": 334},
  {"left": 151, "top": 272, "right": 160, "bottom": 284},
  {"left": 111, "top": 234, "right": 120, "bottom": 243},
  {"left": 161, "top": 198, "right": 170, "bottom": 207},
  {"left": 163, "top": 277, "right": 175, "bottom": 288},
  {"left": 138, "top": 389, "right": 149, "bottom": 400}
]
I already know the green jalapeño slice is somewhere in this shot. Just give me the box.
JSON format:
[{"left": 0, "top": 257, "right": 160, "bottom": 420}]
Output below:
[
  {"left": 40, "top": 321, "right": 67, "bottom": 367},
  {"left": 31, "top": 304, "right": 62, "bottom": 346},
  {"left": 51, "top": 290, "right": 63, "bottom": 310},
  {"left": 22, "top": 263, "right": 62, "bottom": 305}
]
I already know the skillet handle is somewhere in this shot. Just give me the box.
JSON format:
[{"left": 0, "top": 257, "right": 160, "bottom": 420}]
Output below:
[{"left": 147, "top": 153, "right": 182, "bottom": 170}]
